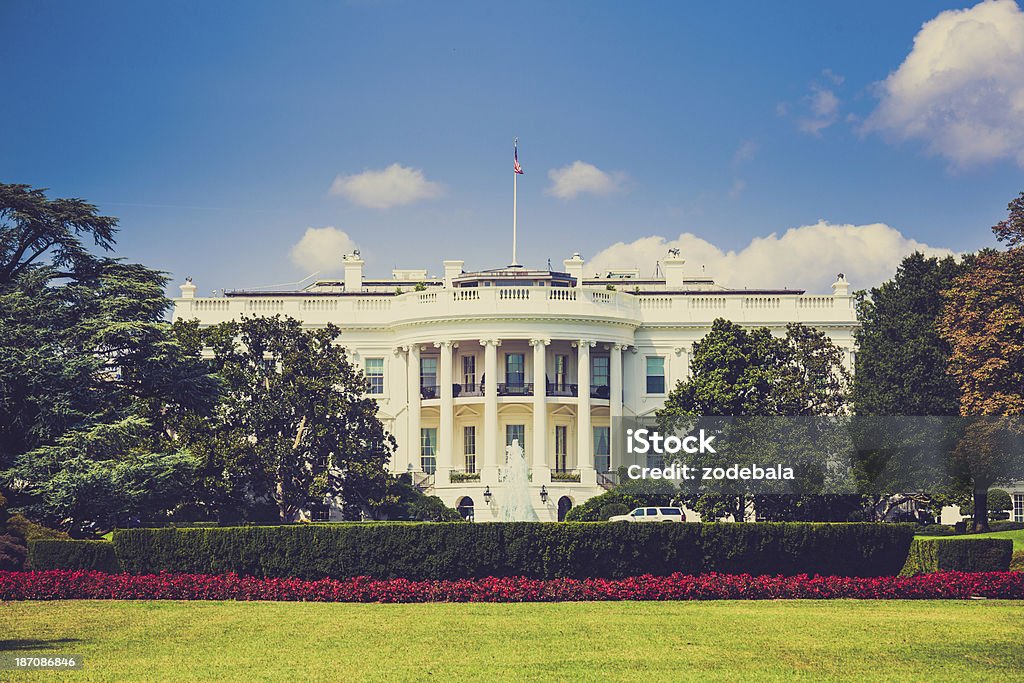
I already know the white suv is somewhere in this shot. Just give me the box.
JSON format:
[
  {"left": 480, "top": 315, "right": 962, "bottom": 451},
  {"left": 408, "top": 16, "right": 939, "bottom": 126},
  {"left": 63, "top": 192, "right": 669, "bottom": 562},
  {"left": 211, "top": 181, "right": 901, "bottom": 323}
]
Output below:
[{"left": 608, "top": 507, "right": 686, "bottom": 523}]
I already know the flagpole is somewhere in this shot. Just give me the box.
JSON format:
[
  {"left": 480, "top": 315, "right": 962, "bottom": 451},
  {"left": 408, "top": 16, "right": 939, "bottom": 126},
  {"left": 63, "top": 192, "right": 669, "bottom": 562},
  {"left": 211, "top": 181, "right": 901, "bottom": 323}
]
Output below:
[{"left": 512, "top": 138, "right": 519, "bottom": 266}]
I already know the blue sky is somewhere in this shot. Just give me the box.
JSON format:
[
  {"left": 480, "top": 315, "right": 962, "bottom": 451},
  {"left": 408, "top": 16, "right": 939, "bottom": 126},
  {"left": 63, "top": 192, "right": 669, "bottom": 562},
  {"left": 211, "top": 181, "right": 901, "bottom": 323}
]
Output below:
[{"left": 3, "top": 0, "right": 1023, "bottom": 294}]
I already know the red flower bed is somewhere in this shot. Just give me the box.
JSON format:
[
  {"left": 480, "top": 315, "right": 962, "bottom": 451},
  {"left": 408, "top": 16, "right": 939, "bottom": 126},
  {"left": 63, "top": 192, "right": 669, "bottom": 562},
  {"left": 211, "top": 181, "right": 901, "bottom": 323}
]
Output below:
[{"left": 2, "top": 570, "right": 1023, "bottom": 602}]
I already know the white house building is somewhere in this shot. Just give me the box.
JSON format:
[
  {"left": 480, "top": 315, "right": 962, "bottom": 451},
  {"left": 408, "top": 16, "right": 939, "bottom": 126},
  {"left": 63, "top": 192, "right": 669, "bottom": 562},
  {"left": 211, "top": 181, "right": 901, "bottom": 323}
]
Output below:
[{"left": 173, "top": 251, "right": 860, "bottom": 522}]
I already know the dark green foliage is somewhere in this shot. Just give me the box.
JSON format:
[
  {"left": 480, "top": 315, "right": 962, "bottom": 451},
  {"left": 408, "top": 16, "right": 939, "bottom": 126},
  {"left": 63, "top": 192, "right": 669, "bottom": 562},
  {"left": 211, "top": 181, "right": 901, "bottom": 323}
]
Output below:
[
  {"left": 28, "top": 539, "right": 119, "bottom": 572},
  {"left": 853, "top": 252, "right": 965, "bottom": 417},
  {"left": 110, "top": 522, "right": 914, "bottom": 579},
  {"left": 172, "top": 315, "right": 395, "bottom": 523},
  {"left": 987, "top": 489, "right": 1012, "bottom": 515},
  {"left": 988, "top": 521, "right": 1024, "bottom": 532},
  {"left": 598, "top": 503, "right": 630, "bottom": 520},
  {"left": 914, "top": 524, "right": 958, "bottom": 536},
  {"left": 900, "top": 538, "right": 1012, "bottom": 575},
  {"left": 1011, "top": 550, "right": 1024, "bottom": 572},
  {"left": 0, "top": 534, "right": 27, "bottom": 570}
]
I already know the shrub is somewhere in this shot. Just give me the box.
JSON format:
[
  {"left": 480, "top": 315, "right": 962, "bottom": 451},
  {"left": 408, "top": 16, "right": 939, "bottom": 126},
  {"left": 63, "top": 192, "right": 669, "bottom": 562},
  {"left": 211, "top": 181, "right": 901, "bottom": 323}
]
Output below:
[
  {"left": 598, "top": 504, "right": 630, "bottom": 521},
  {"left": 0, "top": 534, "right": 27, "bottom": 570},
  {"left": 988, "top": 489, "right": 1012, "bottom": 516},
  {"left": 1011, "top": 551, "right": 1024, "bottom": 573},
  {"left": 5, "top": 514, "right": 70, "bottom": 542},
  {"left": 901, "top": 538, "right": 1012, "bottom": 576},
  {"left": 28, "top": 540, "right": 119, "bottom": 573},
  {"left": 914, "top": 524, "right": 957, "bottom": 536},
  {"left": 988, "top": 521, "right": 1024, "bottom": 532},
  {"left": 108, "top": 522, "right": 913, "bottom": 580},
  {"left": 565, "top": 477, "right": 676, "bottom": 521},
  {"left": 2, "top": 570, "right": 1024, "bottom": 602}
]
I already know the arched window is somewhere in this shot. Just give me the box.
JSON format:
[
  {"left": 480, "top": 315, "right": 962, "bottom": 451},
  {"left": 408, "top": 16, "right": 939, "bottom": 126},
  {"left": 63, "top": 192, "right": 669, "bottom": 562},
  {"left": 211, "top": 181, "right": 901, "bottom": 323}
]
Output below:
[
  {"left": 557, "top": 496, "right": 573, "bottom": 522},
  {"left": 457, "top": 496, "right": 475, "bottom": 522}
]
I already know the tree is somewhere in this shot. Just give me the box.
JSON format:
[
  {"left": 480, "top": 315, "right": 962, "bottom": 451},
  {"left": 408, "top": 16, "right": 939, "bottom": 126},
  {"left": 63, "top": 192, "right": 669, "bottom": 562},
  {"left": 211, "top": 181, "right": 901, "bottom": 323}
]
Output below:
[
  {"left": 852, "top": 252, "right": 965, "bottom": 416},
  {"left": 938, "top": 192, "right": 1024, "bottom": 531},
  {"left": 173, "top": 315, "right": 396, "bottom": 522},
  {"left": 1, "top": 184, "right": 219, "bottom": 534},
  {"left": 655, "top": 319, "right": 851, "bottom": 521}
]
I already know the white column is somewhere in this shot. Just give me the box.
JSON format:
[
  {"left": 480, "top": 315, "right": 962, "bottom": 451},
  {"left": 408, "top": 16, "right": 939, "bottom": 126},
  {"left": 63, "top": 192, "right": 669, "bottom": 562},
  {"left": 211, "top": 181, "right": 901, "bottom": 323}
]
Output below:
[
  {"left": 610, "top": 343, "right": 624, "bottom": 472},
  {"left": 576, "top": 340, "right": 596, "bottom": 484},
  {"left": 531, "top": 338, "right": 550, "bottom": 484},
  {"left": 482, "top": 338, "right": 500, "bottom": 484},
  {"left": 406, "top": 344, "right": 421, "bottom": 473},
  {"left": 437, "top": 340, "right": 455, "bottom": 484}
]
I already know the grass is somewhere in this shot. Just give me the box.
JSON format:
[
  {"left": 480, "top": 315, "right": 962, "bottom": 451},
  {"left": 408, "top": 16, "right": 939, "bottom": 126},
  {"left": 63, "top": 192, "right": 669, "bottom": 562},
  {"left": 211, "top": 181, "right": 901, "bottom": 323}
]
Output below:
[
  {"left": 919, "top": 529, "right": 1024, "bottom": 551},
  {"left": 2, "top": 600, "right": 1024, "bottom": 682}
]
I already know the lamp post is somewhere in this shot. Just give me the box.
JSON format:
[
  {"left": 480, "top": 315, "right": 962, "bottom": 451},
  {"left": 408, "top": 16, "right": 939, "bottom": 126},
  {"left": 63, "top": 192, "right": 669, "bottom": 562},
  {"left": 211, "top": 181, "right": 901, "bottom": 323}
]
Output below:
[
  {"left": 483, "top": 486, "right": 492, "bottom": 505},
  {"left": 539, "top": 485, "right": 549, "bottom": 504}
]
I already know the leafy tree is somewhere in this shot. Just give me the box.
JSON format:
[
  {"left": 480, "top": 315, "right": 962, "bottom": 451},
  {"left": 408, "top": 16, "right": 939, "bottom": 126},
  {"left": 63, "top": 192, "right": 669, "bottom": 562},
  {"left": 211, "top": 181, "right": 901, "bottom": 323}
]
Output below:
[
  {"left": 852, "top": 252, "right": 965, "bottom": 416},
  {"left": 1, "top": 184, "right": 218, "bottom": 534},
  {"left": 564, "top": 476, "right": 678, "bottom": 522},
  {"left": 656, "top": 319, "right": 851, "bottom": 522},
  {"left": 938, "top": 192, "right": 1024, "bottom": 531},
  {"left": 173, "top": 315, "right": 396, "bottom": 522},
  {"left": 987, "top": 489, "right": 1012, "bottom": 517}
]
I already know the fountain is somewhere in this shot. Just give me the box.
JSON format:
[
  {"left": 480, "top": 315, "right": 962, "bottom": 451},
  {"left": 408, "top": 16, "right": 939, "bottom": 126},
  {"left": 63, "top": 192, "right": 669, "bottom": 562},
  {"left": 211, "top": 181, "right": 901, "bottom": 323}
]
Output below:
[{"left": 497, "top": 439, "right": 539, "bottom": 521}]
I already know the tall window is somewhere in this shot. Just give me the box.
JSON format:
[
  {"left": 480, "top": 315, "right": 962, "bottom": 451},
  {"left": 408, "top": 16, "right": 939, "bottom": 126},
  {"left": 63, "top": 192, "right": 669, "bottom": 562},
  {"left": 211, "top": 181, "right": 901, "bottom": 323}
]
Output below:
[
  {"left": 594, "top": 426, "right": 610, "bottom": 472},
  {"left": 420, "top": 428, "right": 437, "bottom": 474},
  {"left": 555, "top": 425, "right": 568, "bottom": 472},
  {"left": 1015, "top": 493, "right": 1024, "bottom": 523},
  {"left": 646, "top": 356, "right": 666, "bottom": 394},
  {"left": 506, "top": 424, "right": 526, "bottom": 450},
  {"left": 554, "top": 354, "right": 568, "bottom": 388},
  {"left": 462, "top": 355, "right": 476, "bottom": 389},
  {"left": 591, "top": 356, "right": 610, "bottom": 388},
  {"left": 505, "top": 353, "right": 525, "bottom": 387},
  {"left": 364, "top": 357, "right": 384, "bottom": 394},
  {"left": 464, "top": 426, "right": 476, "bottom": 473},
  {"left": 420, "top": 357, "right": 438, "bottom": 393}
]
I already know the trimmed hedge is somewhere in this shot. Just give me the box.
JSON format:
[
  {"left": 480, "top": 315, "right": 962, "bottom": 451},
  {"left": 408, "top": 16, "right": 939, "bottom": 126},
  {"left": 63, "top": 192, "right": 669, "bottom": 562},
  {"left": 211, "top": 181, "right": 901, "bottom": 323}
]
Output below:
[
  {"left": 109, "top": 523, "right": 914, "bottom": 580},
  {"left": 900, "top": 538, "right": 1012, "bottom": 576},
  {"left": 28, "top": 540, "right": 119, "bottom": 573}
]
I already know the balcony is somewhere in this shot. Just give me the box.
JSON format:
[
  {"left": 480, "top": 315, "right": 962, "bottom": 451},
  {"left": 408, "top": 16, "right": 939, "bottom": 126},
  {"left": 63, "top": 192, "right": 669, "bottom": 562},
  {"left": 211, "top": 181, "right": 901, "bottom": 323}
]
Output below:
[
  {"left": 551, "top": 469, "right": 581, "bottom": 483},
  {"left": 457, "top": 383, "right": 483, "bottom": 397},
  {"left": 590, "top": 384, "right": 610, "bottom": 400},
  {"left": 546, "top": 382, "right": 578, "bottom": 397},
  {"left": 497, "top": 382, "right": 533, "bottom": 397},
  {"left": 449, "top": 469, "right": 481, "bottom": 483}
]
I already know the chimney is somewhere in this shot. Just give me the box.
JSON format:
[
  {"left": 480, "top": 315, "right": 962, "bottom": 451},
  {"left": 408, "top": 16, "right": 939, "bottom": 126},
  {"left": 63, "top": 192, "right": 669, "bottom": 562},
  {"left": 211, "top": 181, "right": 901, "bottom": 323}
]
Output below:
[
  {"left": 179, "top": 277, "right": 197, "bottom": 299},
  {"left": 443, "top": 260, "right": 464, "bottom": 287},
  {"left": 343, "top": 251, "right": 364, "bottom": 292},
  {"left": 661, "top": 252, "right": 686, "bottom": 288},
  {"left": 831, "top": 273, "right": 850, "bottom": 297},
  {"left": 563, "top": 252, "right": 585, "bottom": 286}
]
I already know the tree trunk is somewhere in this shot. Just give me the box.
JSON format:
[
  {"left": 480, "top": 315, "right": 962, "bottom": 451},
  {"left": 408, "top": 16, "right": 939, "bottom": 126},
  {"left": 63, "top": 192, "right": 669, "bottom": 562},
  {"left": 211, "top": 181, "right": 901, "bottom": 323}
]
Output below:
[
  {"left": 972, "top": 484, "right": 989, "bottom": 533},
  {"left": 735, "top": 494, "right": 746, "bottom": 523}
]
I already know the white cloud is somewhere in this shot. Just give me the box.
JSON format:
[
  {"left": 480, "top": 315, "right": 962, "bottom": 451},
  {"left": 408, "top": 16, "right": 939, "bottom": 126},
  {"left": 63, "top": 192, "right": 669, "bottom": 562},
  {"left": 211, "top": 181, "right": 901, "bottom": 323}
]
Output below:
[
  {"left": 546, "top": 161, "right": 626, "bottom": 199},
  {"left": 728, "top": 179, "right": 747, "bottom": 199},
  {"left": 587, "top": 221, "right": 955, "bottom": 293},
  {"left": 329, "top": 163, "right": 443, "bottom": 209},
  {"left": 289, "top": 226, "right": 358, "bottom": 273},
  {"left": 864, "top": 0, "right": 1024, "bottom": 168},
  {"left": 799, "top": 85, "right": 840, "bottom": 135}
]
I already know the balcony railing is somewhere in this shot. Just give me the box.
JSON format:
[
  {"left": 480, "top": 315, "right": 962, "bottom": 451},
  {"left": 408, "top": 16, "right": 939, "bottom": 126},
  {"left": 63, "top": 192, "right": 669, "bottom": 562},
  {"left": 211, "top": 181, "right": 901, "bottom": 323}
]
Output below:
[
  {"left": 449, "top": 469, "right": 481, "bottom": 483},
  {"left": 597, "top": 470, "right": 619, "bottom": 490},
  {"left": 551, "top": 469, "right": 581, "bottom": 483},
  {"left": 546, "top": 382, "right": 578, "bottom": 397},
  {"left": 420, "top": 384, "right": 439, "bottom": 400},
  {"left": 497, "top": 382, "right": 533, "bottom": 397},
  {"left": 590, "top": 384, "right": 610, "bottom": 399},
  {"left": 457, "top": 383, "right": 483, "bottom": 397}
]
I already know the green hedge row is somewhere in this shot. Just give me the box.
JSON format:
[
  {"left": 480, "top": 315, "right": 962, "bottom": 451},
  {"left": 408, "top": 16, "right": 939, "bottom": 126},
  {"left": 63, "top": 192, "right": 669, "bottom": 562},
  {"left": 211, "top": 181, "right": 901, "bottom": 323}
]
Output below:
[
  {"left": 28, "top": 540, "right": 119, "bottom": 573},
  {"left": 104, "top": 523, "right": 915, "bottom": 579},
  {"left": 900, "top": 538, "right": 1013, "bottom": 576}
]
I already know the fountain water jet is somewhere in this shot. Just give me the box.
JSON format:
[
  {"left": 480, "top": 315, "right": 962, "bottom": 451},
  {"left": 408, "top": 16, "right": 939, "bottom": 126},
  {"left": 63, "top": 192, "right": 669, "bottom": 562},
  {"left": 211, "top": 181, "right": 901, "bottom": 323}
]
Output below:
[{"left": 497, "top": 439, "right": 539, "bottom": 521}]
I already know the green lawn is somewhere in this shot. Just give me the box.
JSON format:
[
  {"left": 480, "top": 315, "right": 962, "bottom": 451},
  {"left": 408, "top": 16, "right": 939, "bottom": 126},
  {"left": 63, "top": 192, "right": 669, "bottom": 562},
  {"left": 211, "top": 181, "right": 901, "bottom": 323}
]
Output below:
[
  {"left": 919, "top": 529, "right": 1024, "bottom": 551},
  {"left": 2, "top": 600, "right": 1023, "bottom": 682}
]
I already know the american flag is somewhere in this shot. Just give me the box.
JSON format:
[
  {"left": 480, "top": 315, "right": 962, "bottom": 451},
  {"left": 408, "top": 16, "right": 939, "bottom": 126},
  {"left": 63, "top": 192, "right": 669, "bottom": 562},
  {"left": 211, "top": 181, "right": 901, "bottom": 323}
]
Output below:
[{"left": 514, "top": 138, "right": 524, "bottom": 174}]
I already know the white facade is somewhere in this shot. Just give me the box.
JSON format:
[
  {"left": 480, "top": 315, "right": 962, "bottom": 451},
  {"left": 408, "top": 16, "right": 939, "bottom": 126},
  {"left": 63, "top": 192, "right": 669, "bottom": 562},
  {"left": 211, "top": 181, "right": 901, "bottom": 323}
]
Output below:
[{"left": 173, "top": 252, "right": 859, "bottom": 521}]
